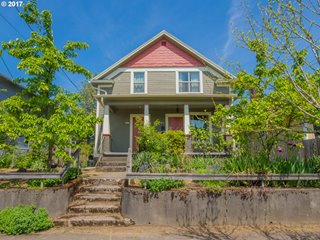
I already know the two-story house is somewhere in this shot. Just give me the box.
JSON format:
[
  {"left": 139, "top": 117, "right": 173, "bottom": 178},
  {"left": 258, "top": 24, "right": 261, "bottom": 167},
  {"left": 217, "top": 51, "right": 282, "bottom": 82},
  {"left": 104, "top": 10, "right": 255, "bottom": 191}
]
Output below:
[{"left": 90, "top": 31, "right": 235, "bottom": 158}]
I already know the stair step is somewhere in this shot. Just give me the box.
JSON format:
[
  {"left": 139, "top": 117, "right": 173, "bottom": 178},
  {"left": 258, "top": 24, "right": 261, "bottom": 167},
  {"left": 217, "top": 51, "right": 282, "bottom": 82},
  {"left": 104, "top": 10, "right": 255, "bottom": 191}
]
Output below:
[
  {"left": 103, "top": 152, "right": 128, "bottom": 157},
  {"left": 55, "top": 215, "right": 134, "bottom": 227},
  {"left": 97, "top": 161, "right": 127, "bottom": 167},
  {"left": 95, "top": 166, "right": 126, "bottom": 172},
  {"left": 69, "top": 204, "right": 120, "bottom": 214},
  {"left": 74, "top": 193, "right": 120, "bottom": 202},
  {"left": 80, "top": 185, "right": 122, "bottom": 193},
  {"left": 82, "top": 178, "right": 119, "bottom": 185},
  {"left": 102, "top": 156, "right": 127, "bottom": 161}
]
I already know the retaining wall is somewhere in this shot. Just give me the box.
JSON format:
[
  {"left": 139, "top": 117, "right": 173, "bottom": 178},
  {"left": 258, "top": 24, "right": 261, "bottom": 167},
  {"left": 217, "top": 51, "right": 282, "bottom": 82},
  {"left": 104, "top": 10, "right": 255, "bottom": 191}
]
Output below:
[
  {"left": 0, "top": 182, "right": 79, "bottom": 217},
  {"left": 121, "top": 188, "right": 320, "bottom": 226}
]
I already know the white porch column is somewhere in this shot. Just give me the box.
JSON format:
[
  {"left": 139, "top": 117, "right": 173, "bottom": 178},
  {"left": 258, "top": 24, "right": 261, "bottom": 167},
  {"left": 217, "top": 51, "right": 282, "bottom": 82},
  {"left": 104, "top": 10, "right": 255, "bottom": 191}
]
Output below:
[
  {"left": 184, "top": 104, "right": 190, "bottom": 135},
  {"left": 103, "top": 104, "right": 110, "bottom": 134},
  {"left": 144, "top": 104, "right": 150, "bottom": 126}
]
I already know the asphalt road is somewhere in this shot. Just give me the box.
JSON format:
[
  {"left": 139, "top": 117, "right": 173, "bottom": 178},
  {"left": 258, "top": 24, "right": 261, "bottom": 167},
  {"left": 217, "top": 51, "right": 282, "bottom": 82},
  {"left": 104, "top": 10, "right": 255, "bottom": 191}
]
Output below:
[{"left": 1, "top": 225, "right": 320, "bottom": 240}]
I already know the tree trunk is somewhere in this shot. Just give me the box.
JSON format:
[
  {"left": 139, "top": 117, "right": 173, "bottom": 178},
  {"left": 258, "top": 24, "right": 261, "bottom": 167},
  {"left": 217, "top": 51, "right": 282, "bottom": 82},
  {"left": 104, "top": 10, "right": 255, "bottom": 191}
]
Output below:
[{"left": 47, "top": 143, "right": 54, "bottom": 170}]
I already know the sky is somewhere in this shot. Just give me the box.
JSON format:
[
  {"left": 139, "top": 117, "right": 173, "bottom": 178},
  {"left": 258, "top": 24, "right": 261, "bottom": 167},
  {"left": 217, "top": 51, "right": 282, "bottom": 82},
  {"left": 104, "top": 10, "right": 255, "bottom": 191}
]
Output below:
[{"left": 0, "top": 0, "right": 259, "bottom": 92}]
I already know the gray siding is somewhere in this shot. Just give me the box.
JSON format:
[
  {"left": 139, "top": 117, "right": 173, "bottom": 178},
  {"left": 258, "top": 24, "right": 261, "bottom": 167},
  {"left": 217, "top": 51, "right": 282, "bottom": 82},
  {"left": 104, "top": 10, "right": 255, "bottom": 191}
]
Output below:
[
  {"left": 111, "top": 72, "right": 131, "bottom": 94},
  {"left": 100, "top": 70, "right": 229, "bottom": 96},
  {"left": 0, "top": 81, "right": 24, "bottom": 101},
  {"left": 148, "top": 71, "right": 176, "bottom": 94},
  {"left": 203, "top": 71, "right": 215, "bottom": 94}
]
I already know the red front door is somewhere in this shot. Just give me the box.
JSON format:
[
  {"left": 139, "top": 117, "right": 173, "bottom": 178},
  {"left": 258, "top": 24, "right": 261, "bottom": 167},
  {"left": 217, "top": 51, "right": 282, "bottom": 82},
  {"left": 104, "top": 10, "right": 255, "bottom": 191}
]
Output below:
[
  {"left": 168, "top": 116, "right": 183, "bottom": 130},
  {"left": 132, "top": 116, "right": 143, "bottom": 152}
]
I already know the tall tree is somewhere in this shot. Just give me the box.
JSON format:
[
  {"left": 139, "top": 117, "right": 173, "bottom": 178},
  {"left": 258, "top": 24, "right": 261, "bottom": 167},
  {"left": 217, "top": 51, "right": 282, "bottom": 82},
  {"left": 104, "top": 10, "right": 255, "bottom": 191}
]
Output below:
[
  {"left": 0, "top": 0, "right": 99, "bottom": 167},
  {"left": 237, "top": 0, "right": 320, "bottom": 124}
]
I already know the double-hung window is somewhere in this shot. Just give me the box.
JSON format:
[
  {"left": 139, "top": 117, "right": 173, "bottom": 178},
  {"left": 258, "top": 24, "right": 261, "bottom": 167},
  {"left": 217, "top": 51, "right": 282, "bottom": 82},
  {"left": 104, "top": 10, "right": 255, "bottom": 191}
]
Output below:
[
  {"left": 132, "top": 72, "right": 146, "bottom": 93},
  {"left": 178, "top": 72, "right": 200, "bottom": 93}
]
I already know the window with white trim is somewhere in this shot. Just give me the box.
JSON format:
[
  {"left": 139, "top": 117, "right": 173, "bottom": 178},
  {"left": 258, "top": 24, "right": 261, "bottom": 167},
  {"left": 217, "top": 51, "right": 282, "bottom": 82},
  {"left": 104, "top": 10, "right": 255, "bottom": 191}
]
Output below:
[
  {"left": 132, "top": 72, "right": 146, "bottom": 93},
  {"left": 178, "top": 72, "right": 200, "bottom": 93}
]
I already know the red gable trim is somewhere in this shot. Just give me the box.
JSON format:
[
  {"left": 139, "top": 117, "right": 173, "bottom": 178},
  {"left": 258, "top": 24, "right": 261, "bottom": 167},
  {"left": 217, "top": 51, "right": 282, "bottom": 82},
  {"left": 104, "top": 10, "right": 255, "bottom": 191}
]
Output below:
[{"left": 123, "top": 38, "right": 205, "bottom": 67}]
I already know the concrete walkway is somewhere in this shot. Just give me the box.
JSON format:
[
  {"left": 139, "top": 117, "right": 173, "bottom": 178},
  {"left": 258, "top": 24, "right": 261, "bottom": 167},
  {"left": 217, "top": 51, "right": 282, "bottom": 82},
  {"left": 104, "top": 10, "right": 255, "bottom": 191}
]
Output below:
[{"left": 1, "top": 225, "right": 320, "bottom": 240}]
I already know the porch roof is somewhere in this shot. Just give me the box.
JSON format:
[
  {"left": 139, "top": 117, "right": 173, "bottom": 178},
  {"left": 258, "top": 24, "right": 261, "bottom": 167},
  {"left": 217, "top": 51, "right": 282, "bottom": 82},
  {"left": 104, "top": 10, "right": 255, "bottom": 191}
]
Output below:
[{"left": 94, "top": 94, "right": 235, "bottom": 106}]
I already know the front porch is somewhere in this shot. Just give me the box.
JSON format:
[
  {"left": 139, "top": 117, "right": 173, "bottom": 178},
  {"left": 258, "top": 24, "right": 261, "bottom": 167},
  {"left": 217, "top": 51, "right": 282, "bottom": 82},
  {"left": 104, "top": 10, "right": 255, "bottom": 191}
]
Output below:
[{"left": 94, "top": 98, "right": 230, "bottom": 155}]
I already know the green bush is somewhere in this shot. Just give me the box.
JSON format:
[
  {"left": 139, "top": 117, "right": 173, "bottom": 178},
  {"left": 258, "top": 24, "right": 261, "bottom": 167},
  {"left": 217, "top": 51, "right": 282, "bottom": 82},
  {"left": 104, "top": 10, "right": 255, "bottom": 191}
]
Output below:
[
  {"left": 27, "top": 178, "right": 62, "bottom": 188},
  {"left": 0, "top": 205, "right": 53, "bottom": 235},
  {"left": 140, "top": 178, "right": 184, "bottom": 192},
  {"left": 27, "top": 167, "right": 81, "bottom": 188},
  {"left": 183, "top": 156, "right": 218, "bottom": 172},
  {"left": 62, "top": 167, "right": 81, "bottom": 182}
]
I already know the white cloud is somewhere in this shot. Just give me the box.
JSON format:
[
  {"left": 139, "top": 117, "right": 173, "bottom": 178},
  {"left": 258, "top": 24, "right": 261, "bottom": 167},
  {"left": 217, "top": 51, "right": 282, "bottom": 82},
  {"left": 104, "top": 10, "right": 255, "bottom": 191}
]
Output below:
[{"left": 222, "top": 0, "right": 244, "bottom": 60}]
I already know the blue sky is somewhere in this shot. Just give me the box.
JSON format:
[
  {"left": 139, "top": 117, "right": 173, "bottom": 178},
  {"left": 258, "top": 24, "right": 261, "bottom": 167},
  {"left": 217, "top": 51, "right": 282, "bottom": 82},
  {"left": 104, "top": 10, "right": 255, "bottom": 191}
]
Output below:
[{"left": 0, "top": 0, "right": 258, "bottom": 92}]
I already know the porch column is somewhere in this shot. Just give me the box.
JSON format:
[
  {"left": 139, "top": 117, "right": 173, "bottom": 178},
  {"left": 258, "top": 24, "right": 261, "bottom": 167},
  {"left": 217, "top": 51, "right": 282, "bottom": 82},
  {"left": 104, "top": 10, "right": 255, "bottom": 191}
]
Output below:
[
  {"left": 184, "top": 104, "right": 190, "bottom": 135},
  {"left": 102, "top": 104, "right": 111, "bottom": 153},
  {"left": 103, "top": 104, "right": 110, "bottom": 134},
  {"left": 144, "top": 104, "right": 149, "bottom": 125},
  {"left": 184, "top": 104, "right": 192, "bottom": 152}
]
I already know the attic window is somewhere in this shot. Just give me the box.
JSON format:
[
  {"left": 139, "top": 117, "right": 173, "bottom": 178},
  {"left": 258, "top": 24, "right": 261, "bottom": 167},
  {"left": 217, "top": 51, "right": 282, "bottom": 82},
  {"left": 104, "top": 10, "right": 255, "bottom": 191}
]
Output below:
[{"left": 161, "top": 41, "right": 167, "bottom": 46}]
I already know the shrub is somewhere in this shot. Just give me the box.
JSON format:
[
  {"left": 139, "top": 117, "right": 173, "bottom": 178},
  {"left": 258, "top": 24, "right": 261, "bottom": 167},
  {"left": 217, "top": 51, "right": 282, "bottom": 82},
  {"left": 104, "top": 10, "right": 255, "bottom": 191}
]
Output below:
[
  {"left": 162, "top": 130, "right": 185, "bottom": 155},
  {"left": 133, "top": 152, "right": 160, "bottom": 172},
  {"left": 140, "top": 178, "right": 184, "bottom": 192},
  {"left": 27, "top": 167, "right": 81, "bottom": 188},
  {"left": 62, "top": 167, "right": 81, "bottom": 182},
  {"left": 0, "top": 205, "right": 53, "bottom": 235}
]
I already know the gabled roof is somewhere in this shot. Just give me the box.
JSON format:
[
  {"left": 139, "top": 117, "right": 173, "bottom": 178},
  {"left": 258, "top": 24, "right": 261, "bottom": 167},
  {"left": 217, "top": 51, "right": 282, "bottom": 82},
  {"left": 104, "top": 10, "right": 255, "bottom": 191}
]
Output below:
[{"left": 91, "top": 30, "right": 235, "bottom": 82}]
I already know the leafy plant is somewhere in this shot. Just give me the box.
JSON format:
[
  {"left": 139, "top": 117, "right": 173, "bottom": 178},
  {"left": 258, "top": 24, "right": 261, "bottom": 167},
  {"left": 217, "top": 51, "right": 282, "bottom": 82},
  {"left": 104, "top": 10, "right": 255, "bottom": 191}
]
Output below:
[
  {"left": 0, "top": 205, "right": 53, "bottom": 235},
  {"left": 26, "top": 167, "right": 81, "bottom": 188},
  {"left": 140, "top": 178, "right": 184, "bottom": 192},
  {"left": 0, "top": 1, "right": 99, "bottom": 169}
]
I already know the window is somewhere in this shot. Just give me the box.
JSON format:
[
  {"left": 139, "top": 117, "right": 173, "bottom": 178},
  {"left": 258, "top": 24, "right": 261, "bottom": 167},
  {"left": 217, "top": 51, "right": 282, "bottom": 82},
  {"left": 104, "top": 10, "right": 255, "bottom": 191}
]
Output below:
[
  {"left": 178, "top": 72, "right": 200, "bottom": 93},
  {"left": 191, "top": 115, "right": 208, "bottom": 129},
  {"left": 132, "top": 72, "right": 146, "bottom": 93}
]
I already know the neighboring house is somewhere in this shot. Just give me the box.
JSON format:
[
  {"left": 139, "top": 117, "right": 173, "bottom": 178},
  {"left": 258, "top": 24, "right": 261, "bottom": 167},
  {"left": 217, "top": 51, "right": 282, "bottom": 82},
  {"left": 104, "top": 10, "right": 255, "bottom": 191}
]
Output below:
[
  {"left": 0, "top": 73, "right": 29, "bottom": 150},
  {"left": 90, "top": 30, "right": 235, "bottom": 156},
  {"left": 0, "top": 73, "right": 25, "bottom": 101}
]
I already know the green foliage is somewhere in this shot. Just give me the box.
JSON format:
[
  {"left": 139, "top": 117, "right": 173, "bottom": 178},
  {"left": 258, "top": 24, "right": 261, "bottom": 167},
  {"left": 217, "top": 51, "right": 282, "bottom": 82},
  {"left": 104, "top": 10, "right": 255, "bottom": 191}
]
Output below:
[
  {"left": 27, "top": 178, "right": 61, "bottom": 188},
  {"left": 79, "top": 142, "right": 93, "bottom": 167},
  {"left": 135, "top": 118, "right": 185, "bottom": 155},
  {"left": 0, "top": 0, "right": 99, "bottom": 168},
  {"left": 78, "top": 81, "right": 96, "bottom": 115},
  {"left": 190, "top": 111, "right": 230, "bottom": 155},
  {"left": 140, "top": 178, "right": 184, "bottom": 192},
  {"left": 62, "top": 167, "right": 81, "bottom": 182},
  {"left": 0, "top": 205, "right": 53, "bottom": 235},
  {"left": 26, "top": 167, "right": 81, "bottom": 188},
  {"left": 183, "top": 156, "right": 217, "bottom": 172}
]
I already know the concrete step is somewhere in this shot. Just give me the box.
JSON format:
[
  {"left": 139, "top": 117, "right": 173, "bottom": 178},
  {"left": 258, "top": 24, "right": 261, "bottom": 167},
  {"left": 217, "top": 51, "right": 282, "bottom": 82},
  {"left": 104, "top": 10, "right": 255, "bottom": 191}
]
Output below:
[
  {"left": 101, "top": 156, "right": 127, "bottom": 162},
  {"left": 103, "top": 152, "right": 128, "bottom": 157},
  {"left": 68, "top": 203, "right": 120, "bottom": 214},
  {"left": 95, "top": 166, "right": 126, "bottom": 172},
  {"left": 79, "top": 185, "right": 122, "bottom": 193},
  {"left": 55, "top": 214, "right": 134, "bottom": 227},
  {"left": 97, "top": 161, "right": 127, "bottom": 167},
  {"left": 73, "top": 193, "right": 121, "bottom": 202},
  {"left": 81, "top": 178, "right": 120, "bottom": 185}
]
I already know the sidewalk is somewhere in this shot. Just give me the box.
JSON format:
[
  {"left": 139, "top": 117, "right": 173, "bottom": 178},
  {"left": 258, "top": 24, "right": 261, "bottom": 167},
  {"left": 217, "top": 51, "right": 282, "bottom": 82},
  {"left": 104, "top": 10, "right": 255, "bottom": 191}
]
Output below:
[{"left": 1, "top": 225, "right": 320, "bottom": 240}]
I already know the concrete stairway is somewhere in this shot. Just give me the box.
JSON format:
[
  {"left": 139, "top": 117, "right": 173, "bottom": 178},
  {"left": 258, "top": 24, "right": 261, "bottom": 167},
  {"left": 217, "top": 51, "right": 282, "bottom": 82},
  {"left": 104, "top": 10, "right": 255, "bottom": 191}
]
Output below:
[
  {"left": 55, "top": 175, "right": 134, "bottom": 227},
  {"left": 96, "top": 153, "right": 128, "bottom": 172}
]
